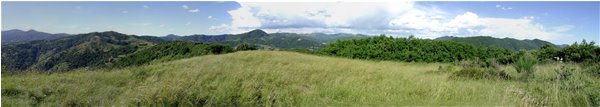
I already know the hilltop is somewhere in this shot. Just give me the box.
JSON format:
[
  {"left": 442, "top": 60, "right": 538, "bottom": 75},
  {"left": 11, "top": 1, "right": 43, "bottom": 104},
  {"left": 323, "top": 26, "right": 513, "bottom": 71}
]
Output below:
[{"left": 3, "top": 51, "right": 598, "bottom": 106}]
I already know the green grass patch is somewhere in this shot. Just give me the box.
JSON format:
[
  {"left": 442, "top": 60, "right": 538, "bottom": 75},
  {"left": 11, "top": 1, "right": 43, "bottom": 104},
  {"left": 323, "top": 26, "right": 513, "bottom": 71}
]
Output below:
[{"left": 2, "top": 51, "right": 598, "bottom": 106}]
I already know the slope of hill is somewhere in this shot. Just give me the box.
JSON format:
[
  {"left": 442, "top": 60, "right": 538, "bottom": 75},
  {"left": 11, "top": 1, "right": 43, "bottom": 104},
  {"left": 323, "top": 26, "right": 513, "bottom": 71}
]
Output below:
[
  {"left": 1, "top": 31, "right": 163, "bottom": 71},
  {"left": 1, "top": 29, "right": 70, "bottom": 44},
  {"left": 113, "top": 41, "right": 233, "bottom": 67},
  {"left": 3, "top": 51, "right": 597, "bottom": 106},
  {"left": 435, "top": 36, "right": 556, "bottom": 50}
]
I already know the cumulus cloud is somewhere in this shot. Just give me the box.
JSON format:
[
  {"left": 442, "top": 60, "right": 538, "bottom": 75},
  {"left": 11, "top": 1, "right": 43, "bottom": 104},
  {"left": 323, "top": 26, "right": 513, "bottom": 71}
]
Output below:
[
  {"left": 188, "top": 9, "right": 200, "bottom": 13},
  {"left": 182, "top": 5, "right": 189, "bottom": 9},
  {"left": 210, "top": 2, "right": 571, "bottom": 41},
  {"left": 143, "top": 5, "right": 150, "bottom": 9},
  {"left": 208, "top": 16, "right": 213, "bottom": 19}
]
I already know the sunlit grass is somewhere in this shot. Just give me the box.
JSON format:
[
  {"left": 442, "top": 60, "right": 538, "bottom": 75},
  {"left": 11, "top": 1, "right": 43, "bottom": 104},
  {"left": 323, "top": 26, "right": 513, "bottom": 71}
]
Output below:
[{"left": 2, "top": 51, "right": 598, "bottom": 106}]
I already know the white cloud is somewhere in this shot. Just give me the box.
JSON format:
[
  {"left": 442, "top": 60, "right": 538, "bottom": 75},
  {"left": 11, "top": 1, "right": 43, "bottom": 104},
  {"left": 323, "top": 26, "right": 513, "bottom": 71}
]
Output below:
[
  {"left": 211, "top": 2, "right": 571, "bottom": 42},
  {"left": 182, "top": 5, "right": 189, "bottom": 9},
  {"left": 521, "top": 16, "right": 535, "bottom": 20},
  {"left": 188, "top": 9, "right": 200, "bottom": 13},
  {"left": 213, "top": 2, "right": 414, "bottom": 33},
  {"left": 478, "top": 18, "right": 557, "bottom": 40},
  {"left": 552, "top": 25, "right": 575, "bottom": 32},
  {"left": 159, "top": 25, "right": 165, "bottom": 27},
  {"left": 185, "top": 22, "right": 191, "bottom": 26},
  {"left": 501, "top": 7, "right": 513, "bottom": 10},
  {"left": 495, "top": 5, "right": 512, "bottom": 10},
  {"left": 208, "top": 24, "right": 231, "bottom": 33},
  {"left": 208, "top": 16, "right": 213, "bottom": 19},
  {"left": 143, "top": 5, "right": 150, "bottom": 9}
]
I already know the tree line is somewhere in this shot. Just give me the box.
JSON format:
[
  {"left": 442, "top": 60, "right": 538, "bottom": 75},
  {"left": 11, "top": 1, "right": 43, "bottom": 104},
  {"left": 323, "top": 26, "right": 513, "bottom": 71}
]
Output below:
[{"left": 319, "top": 35, "right": 600, "bottom": 64}]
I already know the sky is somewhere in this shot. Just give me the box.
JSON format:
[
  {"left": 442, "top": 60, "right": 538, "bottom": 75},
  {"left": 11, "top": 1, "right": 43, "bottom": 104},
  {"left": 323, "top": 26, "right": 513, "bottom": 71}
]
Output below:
[{"left": 2, "top": 1, "right": 599, "bottom": 45}]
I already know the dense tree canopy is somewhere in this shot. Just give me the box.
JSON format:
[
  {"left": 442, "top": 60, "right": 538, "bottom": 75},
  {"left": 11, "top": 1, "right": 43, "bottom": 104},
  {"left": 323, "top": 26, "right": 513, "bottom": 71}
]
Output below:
[
  {"left": 535, "top": 40, "right": 600, "bottom": 63},
  {"left": 319, "top": 35, "right": 513, "bottom": 62}
]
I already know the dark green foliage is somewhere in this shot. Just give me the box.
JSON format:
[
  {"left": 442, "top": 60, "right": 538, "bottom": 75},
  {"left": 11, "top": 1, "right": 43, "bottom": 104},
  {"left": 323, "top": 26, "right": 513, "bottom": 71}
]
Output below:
[
  {"left": 206, "top": 44, "right": 234, "bottom": 54},
  {"left": 560, "top": 40, "right": 600, "bottom": 63},
  {"left": 535, "top": 40, "right": 600, "bottom": 63},
  {"left": 436, "top": 36, "right": 556, "bottom": 50},
  {"left": 1, "top": 31, "right": 159, "bottom": 72},
  {"left": 113, "top": 41, "right": 233, "bottom": 67},
  {"left": 235, "top": 43, "right": 258, "bottom": 51},
  {"left": 320, "top": 35, "right": 513, "bottom": 62}
]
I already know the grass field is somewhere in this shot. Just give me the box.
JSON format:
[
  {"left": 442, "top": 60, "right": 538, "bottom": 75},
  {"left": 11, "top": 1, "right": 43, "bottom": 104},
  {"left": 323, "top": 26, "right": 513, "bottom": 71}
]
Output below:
[{"left": 2, "top": 51, "right": 598, "bottom": 106}]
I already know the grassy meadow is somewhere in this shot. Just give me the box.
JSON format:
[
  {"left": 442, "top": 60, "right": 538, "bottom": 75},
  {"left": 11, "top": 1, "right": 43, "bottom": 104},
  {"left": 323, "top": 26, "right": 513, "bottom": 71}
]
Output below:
[{"left": 2, "top": 51, "right": 599, "bottom": 106}]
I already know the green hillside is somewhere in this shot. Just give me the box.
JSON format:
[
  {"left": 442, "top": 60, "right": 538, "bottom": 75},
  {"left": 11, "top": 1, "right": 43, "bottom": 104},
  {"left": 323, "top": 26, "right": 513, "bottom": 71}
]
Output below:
[
  {"left": 163, "top": 29, "right": 368, "bottom": 50},
  {"left": 113, "top": 41, "right": 233, "bottom": 67},
  {"left": 436, "top": 36, "right": 556, "bottom": 50},
  {"left": 3, "top": 51, "right": 598, "bottom": 106},
  {"left": 1, "top": 31, "right": 163, "bottom": 72}
]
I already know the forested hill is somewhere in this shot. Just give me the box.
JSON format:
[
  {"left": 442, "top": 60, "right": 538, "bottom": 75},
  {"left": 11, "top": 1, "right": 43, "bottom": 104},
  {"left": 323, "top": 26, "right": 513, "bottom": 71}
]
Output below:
[
  {"left": 1, "top": 31, "right": 163, "bottom": 71},
  {"left": 435, "top": 36, "right": 556, "bottom": 50},
  {"left": 161, "top": 29, "right": 368, "bottom": 50}
]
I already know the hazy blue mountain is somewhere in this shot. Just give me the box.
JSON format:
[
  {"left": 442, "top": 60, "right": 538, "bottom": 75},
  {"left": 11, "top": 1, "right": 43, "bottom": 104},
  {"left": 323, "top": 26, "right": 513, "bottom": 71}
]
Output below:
[{"left": 1, "top": 29, "right": 70, "bottom": 44}]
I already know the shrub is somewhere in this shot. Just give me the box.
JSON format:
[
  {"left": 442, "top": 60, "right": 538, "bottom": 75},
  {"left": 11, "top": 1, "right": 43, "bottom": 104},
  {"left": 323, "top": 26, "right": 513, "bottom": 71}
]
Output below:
[
  {"left": 585, "top": 63, "right": 600, "bottom": 77},
  {"left": 513, "top": 52, "right": 538, "bottom": 80},
  {"left": 452, "top": 60, "right": 512, "bottom": 80},
  {"left": 235, "top": 43, "right": 258, "bottom": 51},
  {"left": 207, "top": 44, "right": 233, "bottom": 54}
]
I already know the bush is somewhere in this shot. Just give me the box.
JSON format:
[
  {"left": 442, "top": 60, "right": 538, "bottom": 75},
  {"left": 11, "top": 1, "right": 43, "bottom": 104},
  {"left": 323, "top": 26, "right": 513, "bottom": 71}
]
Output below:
[
  {"left": 207, "top": 44, "right": 233, "bottom": 54},
  {"left": 451, "top": 60, "right": 512, "bottom": 80},
  {"left": 235, "top": 43, "right": 258, "bottom": 51},
  {"left": 513, "top": 52, "right": 538, "bottom": 80}
]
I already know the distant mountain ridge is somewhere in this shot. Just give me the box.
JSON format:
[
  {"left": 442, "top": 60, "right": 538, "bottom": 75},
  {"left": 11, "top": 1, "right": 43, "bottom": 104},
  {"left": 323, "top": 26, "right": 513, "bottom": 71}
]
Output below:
[
  {"left": 161, "top": 29, "right": 368, "bottom": 50},
  {"left": 3, "top": 29, "right": 561, "bottom": 51},
  {"left": 1, "top": 29, "right": 70, "bottom": 44},
  {"left": 435, "top": 36, "right": 557, "bottom": 50}
]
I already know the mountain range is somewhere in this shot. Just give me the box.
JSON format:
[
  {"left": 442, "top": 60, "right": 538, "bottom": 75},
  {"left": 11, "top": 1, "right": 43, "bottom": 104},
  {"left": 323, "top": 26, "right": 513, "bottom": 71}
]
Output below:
[
  {"left": 159, "top": 29, "right": 368, "bottom": 50},
  {"left": 1, "top": 29, "right": 70, "bottom": 44}
]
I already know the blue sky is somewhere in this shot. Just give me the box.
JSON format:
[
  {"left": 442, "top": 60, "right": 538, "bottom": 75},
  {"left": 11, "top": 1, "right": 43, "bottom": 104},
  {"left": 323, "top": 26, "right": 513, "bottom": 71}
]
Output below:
[{"left": 2, "top": 1, "right": 599, "bottom": 45}]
